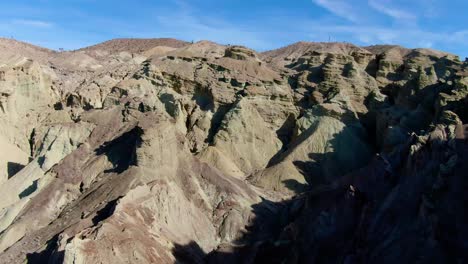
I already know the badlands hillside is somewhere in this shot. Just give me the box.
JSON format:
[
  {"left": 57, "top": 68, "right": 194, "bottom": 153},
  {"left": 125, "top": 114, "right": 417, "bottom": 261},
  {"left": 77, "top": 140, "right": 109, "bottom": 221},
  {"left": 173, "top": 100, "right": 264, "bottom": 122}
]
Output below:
[{"left": 0, "top": 37, "right": 467, "bottom": 263}]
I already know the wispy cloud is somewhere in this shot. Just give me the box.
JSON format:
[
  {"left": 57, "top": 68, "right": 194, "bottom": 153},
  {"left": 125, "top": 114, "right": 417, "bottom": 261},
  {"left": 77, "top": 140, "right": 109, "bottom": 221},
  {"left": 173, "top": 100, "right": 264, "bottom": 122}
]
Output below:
[
  {"left": 450, "top": 30, "right": 468, "bottom": 43},
  {"left": 368, "top": 0, "right": 416, "bottom": 21},
  {"left": 152, "top": 0, "right": 270, "bottom": 49},
  {"left": 312, "top": 0, "right": 360, "bottom": 22},
  {"left": 11, "top": 19, "right": 53, "bottom": 28},
  {"left": 305, "top": 0, "right": 467, "bottom": 55},
  {"left": 301, "top": 21, "right": 468, "bottom": 50}
]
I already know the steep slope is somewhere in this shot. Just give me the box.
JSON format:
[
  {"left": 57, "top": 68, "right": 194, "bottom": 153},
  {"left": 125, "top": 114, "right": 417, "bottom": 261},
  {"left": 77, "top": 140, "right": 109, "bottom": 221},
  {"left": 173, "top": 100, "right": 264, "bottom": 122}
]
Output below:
[{"left": 0, "top": 38, "right": 466, "bottom": 264}]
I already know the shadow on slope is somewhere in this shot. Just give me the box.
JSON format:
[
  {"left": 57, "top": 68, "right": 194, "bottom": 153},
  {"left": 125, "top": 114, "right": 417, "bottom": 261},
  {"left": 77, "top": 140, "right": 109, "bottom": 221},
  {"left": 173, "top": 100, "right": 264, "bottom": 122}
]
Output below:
[
  {"left": 7, "top": 162, "right": 25, "bottom": 179},
  {"left": 25, "top": 234, "right": 64, "bottom": 264},
  {"left": 268, "top": 118, "right": 375, "bottom": 191},
  {"left": 172, "top": 124, "right": 468, "bottom": 263},
  {"left": 94, "top": 126, "right": 143, "bottom": 173}
]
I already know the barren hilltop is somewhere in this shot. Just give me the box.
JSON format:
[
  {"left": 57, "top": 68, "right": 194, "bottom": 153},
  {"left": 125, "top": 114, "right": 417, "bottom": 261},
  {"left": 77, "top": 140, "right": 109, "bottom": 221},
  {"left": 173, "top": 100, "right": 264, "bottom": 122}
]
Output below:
[{"left": 0, "top": 38, "right": 466, "bottom": 263}]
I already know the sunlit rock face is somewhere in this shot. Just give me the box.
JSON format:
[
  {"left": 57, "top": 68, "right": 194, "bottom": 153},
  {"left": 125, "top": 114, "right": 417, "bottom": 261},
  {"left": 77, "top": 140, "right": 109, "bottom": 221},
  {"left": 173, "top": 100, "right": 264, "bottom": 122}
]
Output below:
[{"left": 0, "top": 37, "right": 466, "bottom": 264}]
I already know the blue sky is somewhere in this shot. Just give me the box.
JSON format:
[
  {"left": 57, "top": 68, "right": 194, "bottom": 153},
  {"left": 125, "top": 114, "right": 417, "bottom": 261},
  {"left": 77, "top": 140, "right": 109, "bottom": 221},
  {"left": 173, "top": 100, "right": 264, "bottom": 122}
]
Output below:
[{"left": 0, "top": 0, "right": 466, "bottom": 57}]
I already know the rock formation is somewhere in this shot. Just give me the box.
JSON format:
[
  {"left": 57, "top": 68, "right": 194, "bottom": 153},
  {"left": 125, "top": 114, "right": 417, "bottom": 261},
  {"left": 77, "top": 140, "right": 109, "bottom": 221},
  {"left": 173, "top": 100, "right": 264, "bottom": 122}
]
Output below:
[{"left": 0, "top": 37, "right": 466, "bottom": 263}]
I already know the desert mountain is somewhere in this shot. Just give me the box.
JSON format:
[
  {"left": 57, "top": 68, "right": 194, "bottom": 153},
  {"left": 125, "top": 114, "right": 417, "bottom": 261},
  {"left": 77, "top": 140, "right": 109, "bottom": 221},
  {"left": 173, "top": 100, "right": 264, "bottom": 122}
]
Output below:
[{"left": 0, "top": 37, "right": 466, "bottom": 263}]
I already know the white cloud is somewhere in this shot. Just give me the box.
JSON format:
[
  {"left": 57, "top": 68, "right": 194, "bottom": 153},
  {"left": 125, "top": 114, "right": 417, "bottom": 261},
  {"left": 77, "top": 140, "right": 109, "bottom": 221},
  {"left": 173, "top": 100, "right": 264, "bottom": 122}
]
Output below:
[
  {"left": 152, "top": 0, "right": 270, "bottom": 49},
  {"left": 305, "top": 0, "right": 468, "bottom": 55},
  {"left": 368, "top": 0, "right": 416, "bottom": 20},
  {"left": 155, "top": 14, "right": 269, "bottom": 49},
  {"left": 312, "top": 0, "right": 360, "bottom": 22},
  {"left": 298, "top": 20, "right": 468, "bottom": 51},
  {"left": 12, "top": 19, "right": 53, "bottom": 28},
  {"left": 415, "top": 0, "right": 439, "bottom": 18},
  {"left": 418, "top": 40, "right": 433, "bottom": 48},
  {"left": 450, "top": 30, "right": 468, "bottom": 42}
]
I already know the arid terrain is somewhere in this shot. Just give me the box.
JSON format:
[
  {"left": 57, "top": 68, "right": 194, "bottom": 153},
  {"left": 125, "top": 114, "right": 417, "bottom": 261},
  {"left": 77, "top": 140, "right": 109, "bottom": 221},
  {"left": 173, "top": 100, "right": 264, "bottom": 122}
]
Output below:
[{"left": 0, "top": 37, "right": 466, "bottom": 263}]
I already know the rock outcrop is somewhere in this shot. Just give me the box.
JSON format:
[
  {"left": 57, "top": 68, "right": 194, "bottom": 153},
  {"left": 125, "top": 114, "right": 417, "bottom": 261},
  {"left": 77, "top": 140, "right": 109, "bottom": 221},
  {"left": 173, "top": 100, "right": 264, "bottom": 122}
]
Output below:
[{"left": 0, "top": 38, "right": 466, "bottom": 264}]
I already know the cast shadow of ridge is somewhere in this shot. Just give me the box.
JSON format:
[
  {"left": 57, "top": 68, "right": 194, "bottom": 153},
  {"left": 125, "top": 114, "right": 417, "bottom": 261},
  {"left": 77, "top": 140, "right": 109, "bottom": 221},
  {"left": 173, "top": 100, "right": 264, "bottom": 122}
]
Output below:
[
  {"left": 7, "top": 162, "right": 25, "bottom": 179},
  {"left": 174, "top": 123, "right": 468, "bottom": 263},
  {"left": 267, "top": 117, "right": 375, "bottom": 189},
  {"left": 171, "top": 123, "right": 416, "bottom": 264},
  {"left": 94, "top": 126, "right": 143, "bottom": 173},
  {"left": 171, "top": 119, "right": 379, "bottom": 263},
  {"left": 172, "top": 194, "right": 306, "bottom": 264},
  {"left": 171, "top": 155, "right": 398, "bottom": 264}
]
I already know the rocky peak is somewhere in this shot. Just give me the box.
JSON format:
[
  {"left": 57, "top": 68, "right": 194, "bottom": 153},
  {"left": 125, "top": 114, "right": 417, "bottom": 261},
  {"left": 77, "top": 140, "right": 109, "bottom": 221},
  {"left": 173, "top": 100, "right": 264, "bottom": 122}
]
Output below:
[{"left": 224, "top": 45, "right": 258, "bottom": 61}]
